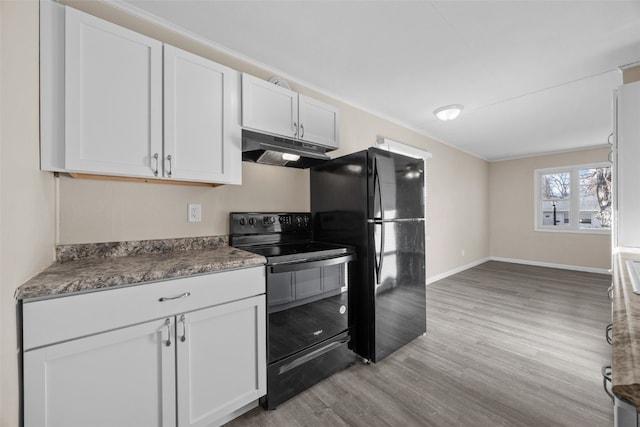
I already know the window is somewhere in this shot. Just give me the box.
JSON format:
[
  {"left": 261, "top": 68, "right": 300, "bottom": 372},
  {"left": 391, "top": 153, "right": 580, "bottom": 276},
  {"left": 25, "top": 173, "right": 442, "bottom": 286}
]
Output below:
[{"left": 535, "top": 163, "right": 611, "bottom": 233}]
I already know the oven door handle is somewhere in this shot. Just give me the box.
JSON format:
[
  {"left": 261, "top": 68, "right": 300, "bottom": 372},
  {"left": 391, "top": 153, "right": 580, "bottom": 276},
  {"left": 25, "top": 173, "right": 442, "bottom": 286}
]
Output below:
[
  {"left": 269, "top": 253, "right": 355, "bottom": 274},
  {"left": 278, "top": 337, "right": 350, "bottom": 375}
]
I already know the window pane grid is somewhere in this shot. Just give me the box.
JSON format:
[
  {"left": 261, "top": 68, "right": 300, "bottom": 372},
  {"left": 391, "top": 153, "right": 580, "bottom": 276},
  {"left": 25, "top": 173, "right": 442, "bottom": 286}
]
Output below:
[{"left": 536, "top": 165, "right": 611, "bottom": 232}]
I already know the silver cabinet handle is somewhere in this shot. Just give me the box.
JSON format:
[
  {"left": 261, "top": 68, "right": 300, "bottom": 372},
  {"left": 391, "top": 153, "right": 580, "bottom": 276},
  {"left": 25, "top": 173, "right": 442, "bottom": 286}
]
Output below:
[
  {"left": 152, "top": 153, "right": 159, "bottom": 176},
  {"left": 608, "top": 285, "right": 614, "bottom": 302},
  {"left": 179, "top": 314, "right": 187, "bottom": 342},
  {"left": 158, "top": 291, "right": 191, "bottom": 302},
  {"left": 608, "top": 132, "right": 614, "bottom": 145},
  {"left": 293, "top": 122, "right": 298, "bottom": 137},
  {"left": 606, "top": 323, "right": 613, "bottom": 345},
  {"left": 608, "top": 150, "right": 614, "bottom": 163},
  {"left": 166, "top": 154, "right": 173, "bottom": 177},
  {"left": 602, "top": 365, "right": 614, "bottom": 403},
  {"left": 164, "top": 318, "right": 172, "bottom": 347},
  {"left": 300, "top": 124, "right": 305, "bottom": 139}
]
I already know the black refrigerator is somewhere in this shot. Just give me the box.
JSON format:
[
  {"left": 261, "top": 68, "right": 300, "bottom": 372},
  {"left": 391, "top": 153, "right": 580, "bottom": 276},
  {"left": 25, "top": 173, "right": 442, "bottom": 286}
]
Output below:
[{"left": 311, "top": 148, "right": 426, "bottom": 363}]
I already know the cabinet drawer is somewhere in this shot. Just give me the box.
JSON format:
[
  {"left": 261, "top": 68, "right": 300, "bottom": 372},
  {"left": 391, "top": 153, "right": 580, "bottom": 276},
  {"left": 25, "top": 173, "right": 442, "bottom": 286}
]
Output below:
[{"left": 22, "top": 266, "right": 265, "bottom": 351}]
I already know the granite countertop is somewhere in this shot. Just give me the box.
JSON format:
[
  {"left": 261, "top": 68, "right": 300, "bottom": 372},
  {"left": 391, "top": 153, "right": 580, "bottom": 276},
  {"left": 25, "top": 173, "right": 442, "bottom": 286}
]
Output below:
[
  {"left": 15, "top": 236, "right": 265, "bottom": 301},
  {"left": 612, "top": 247, "right": 640, "bottom": 408}
]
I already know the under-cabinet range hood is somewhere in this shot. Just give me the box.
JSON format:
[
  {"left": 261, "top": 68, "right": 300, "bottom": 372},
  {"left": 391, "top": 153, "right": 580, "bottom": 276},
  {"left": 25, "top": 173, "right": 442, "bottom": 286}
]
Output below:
[{"left": 242, "top": 129, "right": 332, "bottom": 169}]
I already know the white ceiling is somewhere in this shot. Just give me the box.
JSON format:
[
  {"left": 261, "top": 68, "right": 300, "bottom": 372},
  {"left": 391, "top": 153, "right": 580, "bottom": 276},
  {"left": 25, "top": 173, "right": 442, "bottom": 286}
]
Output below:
[{"left": 119, "top": 0, "right": 640, "bottom": 161}]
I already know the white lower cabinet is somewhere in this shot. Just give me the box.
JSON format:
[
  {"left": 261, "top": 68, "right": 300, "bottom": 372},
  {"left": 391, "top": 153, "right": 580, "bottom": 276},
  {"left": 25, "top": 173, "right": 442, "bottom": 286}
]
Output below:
[
  {"left": 178, "top": 296, "right": 266, "bottom": 427},
  {"left": 22, "top": 267, "right": 266, "bottom": 427},
  {"left": 615, "top": 396, "right": 640, "bottom": 427},
  {"left": 24, "top": 318, "right": 176, "bottom": 427}
]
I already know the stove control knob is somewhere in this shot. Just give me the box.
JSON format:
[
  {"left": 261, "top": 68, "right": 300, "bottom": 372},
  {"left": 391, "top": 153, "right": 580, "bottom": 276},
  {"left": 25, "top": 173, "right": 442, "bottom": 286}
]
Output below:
[
  {"left": 248, "top": 217, "right": 256, "bottom": 226},
  {"left": 263, "top": 216, "right": 275, "bottom": 226},
  {"left": 238, "top": 218, "right": 246, "bottom": 226}
]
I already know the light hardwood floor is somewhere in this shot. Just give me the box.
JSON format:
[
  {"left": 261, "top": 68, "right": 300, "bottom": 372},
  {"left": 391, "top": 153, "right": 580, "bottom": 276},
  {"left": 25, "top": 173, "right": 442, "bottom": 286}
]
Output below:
[{"left": 226, "top": 261, "right": 613, "bottom": 427}]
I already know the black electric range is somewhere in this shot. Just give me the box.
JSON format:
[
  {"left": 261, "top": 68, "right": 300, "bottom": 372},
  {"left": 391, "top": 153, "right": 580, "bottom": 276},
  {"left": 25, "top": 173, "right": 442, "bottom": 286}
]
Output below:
[{"left": 229, "top": 212, "right": 356, "bottom": 410}]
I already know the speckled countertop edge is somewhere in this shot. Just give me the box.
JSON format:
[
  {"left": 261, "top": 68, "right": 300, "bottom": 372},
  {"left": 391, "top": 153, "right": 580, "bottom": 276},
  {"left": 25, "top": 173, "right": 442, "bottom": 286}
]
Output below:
[
  {"left": 15, "top": 236, "right": 266, "bottom": 301},
  {"left": 612, "top": 247, "right": 640, "bottom": 409},
  {"left": 55, "top": 235, "right": 230, "bottom": 262}
]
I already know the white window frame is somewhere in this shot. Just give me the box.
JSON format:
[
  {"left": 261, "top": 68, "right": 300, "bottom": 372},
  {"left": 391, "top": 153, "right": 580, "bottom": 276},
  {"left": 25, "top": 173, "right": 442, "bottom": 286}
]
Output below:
[{"left": 534, "top": 162, "right": 611, "bottom": 234}]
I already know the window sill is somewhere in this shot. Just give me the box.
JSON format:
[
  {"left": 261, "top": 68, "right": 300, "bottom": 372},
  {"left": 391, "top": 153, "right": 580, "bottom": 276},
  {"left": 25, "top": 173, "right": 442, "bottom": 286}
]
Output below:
[{"left": 534, "top": 227, "right": 611, "bottom": 235}]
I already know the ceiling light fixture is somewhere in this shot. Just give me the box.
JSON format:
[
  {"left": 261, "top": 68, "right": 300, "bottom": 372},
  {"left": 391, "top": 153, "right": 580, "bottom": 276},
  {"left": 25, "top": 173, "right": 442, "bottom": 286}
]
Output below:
[{"left": 434, "top": 104, "right": 463, "bottom": 121}]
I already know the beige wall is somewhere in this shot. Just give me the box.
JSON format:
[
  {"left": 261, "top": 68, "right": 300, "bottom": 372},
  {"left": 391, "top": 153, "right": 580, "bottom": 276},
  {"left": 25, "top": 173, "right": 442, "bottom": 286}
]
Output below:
[
  {"left": 623, "top": 65, "right": 640, "bottom": 84},
  {"left": 490, "top": 148, "right": 612, "bottom": 270},
  {"left": 1, "top": 1, "right": 57, "bottom": 426}
]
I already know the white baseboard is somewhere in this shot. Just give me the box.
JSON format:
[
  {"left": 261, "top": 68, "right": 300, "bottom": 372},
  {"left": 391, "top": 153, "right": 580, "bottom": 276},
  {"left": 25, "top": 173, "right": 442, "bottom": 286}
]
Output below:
[
  {"left": 489, "top": 256, "right": 611, "bottom": 275},
  {"left": 426, "top": 256, "right": 610, "bottom": 285},
  {"left": 426, "top": 257, "right": 490, "bottom": 285}
]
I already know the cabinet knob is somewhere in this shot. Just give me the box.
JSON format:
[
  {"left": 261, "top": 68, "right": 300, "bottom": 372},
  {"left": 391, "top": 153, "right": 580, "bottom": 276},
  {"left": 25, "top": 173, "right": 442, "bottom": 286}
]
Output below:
[
  {"left": 152, "top": 153, "right": 159, "bottom": 176},
  {"left": 602, "top": 365, "right": 614, "bottom": 403},
  {"left": 164, "top": 318, "right": 172, "bottom": 347},
  {"left": 180, "top": 314, "right": 187, "bottom": 343}
]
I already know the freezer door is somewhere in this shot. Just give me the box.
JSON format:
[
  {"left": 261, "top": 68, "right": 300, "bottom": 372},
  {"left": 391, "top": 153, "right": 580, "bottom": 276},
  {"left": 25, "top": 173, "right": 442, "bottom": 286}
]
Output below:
[
  {"left": 370, "top": 219, "right": 426, "bottom": 362},
  {"left": 369, "top": 149, "right": 424, "bottom": 221}
]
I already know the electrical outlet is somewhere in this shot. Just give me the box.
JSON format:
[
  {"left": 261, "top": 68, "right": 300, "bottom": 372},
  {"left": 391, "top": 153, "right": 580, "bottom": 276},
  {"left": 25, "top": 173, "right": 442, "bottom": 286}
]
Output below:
[{"left": 188, "top": 204, "right": 202, "bottom": 223}]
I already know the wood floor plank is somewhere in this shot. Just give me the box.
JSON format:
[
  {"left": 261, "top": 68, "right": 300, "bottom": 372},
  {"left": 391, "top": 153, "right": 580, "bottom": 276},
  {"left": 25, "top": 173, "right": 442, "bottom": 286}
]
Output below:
[{"left": 225, "top": 261, "right": 613, "bottom": 427}]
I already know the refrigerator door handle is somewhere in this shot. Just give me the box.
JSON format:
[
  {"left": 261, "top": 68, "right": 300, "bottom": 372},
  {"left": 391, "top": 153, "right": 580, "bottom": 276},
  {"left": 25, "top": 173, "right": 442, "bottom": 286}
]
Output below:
[
  {"left": 373, "top": 157, "right": 384, "bottom": 221},
  {"left": 379, "top": 221, "right": 385, "bottom": 284},
  {"left": 374, "top": 221, "right": 384, "bottom": 285}
]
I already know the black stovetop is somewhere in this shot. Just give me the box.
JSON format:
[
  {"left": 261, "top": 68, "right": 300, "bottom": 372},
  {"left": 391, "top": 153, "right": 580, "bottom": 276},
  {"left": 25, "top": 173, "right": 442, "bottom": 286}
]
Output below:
[
  {"left": 240, "top": 241, "right": 350, "bottom": 263},
  {"left": 229, "top": 212, "right": 352, "bottom": 263}
]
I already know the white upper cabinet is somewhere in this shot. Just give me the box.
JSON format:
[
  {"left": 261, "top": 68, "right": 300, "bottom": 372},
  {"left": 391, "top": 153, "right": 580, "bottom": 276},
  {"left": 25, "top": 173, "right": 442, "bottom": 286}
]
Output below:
[
  {"left": 298, "top": 94, "right": 340, "bottom": 149},
  {"left": 41, "top": 3, "right": 241, "bottom": 185},
  {"left": 241, "top": 73, "right": 340, "bottom": 149},
  {"left": 615, "top": 80, "right": 640, "bottom": 248},
  {"left": 64, "top": 6, "right": 163, "bottom": 177},
  {"left": 164, "top": 45, "right": 241, "bottom": 184},
  {"left": 241, "top": 73, "right": 298, "bottom": 138}
]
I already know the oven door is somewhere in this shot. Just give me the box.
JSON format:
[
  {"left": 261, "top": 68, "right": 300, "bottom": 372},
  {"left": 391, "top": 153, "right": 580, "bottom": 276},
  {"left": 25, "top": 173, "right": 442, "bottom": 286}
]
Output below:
[{"left": 266, "top": 253, "right": 354, "bottom": 363}]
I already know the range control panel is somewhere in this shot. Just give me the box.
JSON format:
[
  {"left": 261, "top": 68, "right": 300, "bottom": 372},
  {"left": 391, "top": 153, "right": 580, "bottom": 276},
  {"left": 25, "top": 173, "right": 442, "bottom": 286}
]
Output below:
[{"left": 230, "top": 212, "right": 311, "bottom": 235}]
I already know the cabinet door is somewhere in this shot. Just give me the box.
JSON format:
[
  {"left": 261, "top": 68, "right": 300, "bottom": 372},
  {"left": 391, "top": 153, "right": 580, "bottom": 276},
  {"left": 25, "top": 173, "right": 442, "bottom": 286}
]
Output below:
[
  {"left": 298, "top": 94, "right": 340, "bottom": 149},
  {"left": 64, "top": 7, "right": 162, "bottom": 177},
  {"left": 617, "top": 80, "right": 640, "bottom": 247},
  {"left": 164, "top": 45, "right": 241, "bottom": 184},
  {"left": 23, "top": 318, "right": 176, "bottom": 427},
  {"left": 177, "top": 295, "right": 266, "bottom": 427},
  {"left": 241, "top": 73, "right": 298, "bottom": 138}
]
